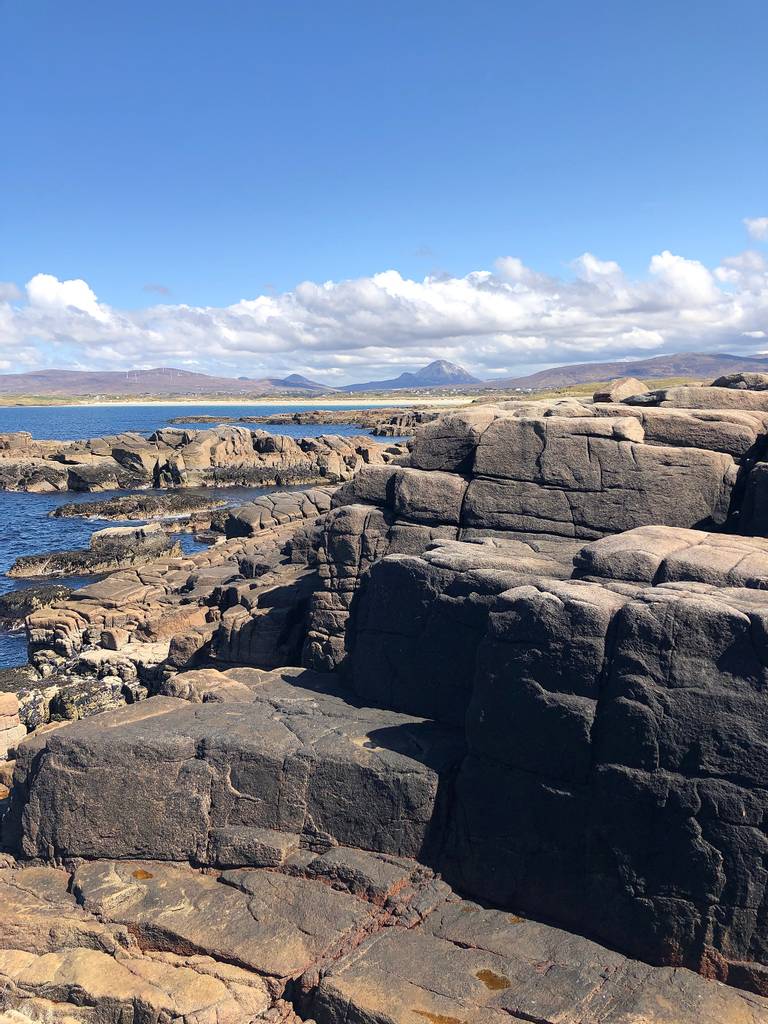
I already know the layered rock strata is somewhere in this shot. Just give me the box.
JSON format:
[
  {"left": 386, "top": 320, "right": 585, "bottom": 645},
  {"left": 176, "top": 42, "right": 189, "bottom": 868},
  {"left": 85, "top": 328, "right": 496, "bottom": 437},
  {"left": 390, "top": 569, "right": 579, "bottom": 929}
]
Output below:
[
  {"left": 2, "top": 846, "right": 761, "bottom": 1024},
  {"left": 303, "top": 399, "right": 757, "bottom": 671}
]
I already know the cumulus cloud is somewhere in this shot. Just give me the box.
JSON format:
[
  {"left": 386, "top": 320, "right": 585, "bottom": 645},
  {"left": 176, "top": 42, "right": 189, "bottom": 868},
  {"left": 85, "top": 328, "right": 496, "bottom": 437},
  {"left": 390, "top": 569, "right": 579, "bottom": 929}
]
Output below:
[
  {"left": 2, "top": 243, "right": 768, "bottom": 381},
  {"left": 745, "top": 217, "right": 768, "bottom": 241},
  {"left": 26, "top": 273, "right": 109, "bottom": 322}
]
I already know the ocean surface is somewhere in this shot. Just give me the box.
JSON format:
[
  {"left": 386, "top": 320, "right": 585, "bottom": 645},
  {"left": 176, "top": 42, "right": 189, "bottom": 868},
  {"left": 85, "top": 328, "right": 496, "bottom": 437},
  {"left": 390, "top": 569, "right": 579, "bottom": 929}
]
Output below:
[{"left": 0, "top": 403, "right": 397, "bottom": 669}]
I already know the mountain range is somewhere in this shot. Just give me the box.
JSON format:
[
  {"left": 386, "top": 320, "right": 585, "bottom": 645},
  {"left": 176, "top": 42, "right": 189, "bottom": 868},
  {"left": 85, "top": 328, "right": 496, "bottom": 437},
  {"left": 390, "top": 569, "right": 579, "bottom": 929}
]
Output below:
[
  {"left": 1, "top": 352, "right": 767, "bottom": 399},
  {"left": 0, "top": 360, "right": 479, "bottom": 398},
  {"left": 483, "top": 351, "right": 768, "bottom": 389},
  {"left": 0, "top": 368, "right": 330, "bottom": 398}
]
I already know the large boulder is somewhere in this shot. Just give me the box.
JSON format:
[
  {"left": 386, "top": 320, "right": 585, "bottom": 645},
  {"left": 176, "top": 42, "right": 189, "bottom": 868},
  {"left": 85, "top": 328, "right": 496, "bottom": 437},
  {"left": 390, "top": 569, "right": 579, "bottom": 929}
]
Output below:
[
  {"left": 6, "top": 671, "right": 463, "bottom": 864},
  {"left": 713, "top": 372, "right": 768, "bottom": 391},
  {"left": 592, "top": 375, "right": 648, "bottom": 402}
]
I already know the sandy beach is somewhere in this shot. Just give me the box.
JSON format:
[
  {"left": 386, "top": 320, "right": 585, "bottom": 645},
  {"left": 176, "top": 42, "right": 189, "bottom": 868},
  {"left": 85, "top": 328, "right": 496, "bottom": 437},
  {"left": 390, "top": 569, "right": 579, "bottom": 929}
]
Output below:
[{"left": 0, "top": 396, "right": 473, "bottom": 410}]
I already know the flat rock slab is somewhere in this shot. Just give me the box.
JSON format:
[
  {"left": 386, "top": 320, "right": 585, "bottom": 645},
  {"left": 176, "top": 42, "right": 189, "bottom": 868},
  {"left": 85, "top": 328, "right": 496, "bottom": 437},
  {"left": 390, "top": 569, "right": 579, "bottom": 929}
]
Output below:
[
  {"left": 73, "top": 860, "right": 378, "bottom": 979},
  {"left": 309, "top": 901, "right": 768, "bottom": 1024},
  {"left": 0, "top": 862, "right": 273, "bottom": 1024},
  {"left": 575, "top": 525, "right": 768, "bottom": 586},
  {"left": 0, "top": 865, "right": 128, "bottom": 955},
  {"left": 0, "top": 946, "right": 271, "bottom": 1024},
  {"left": 9, "top": 673, "right": 463, "bottom": 862}
]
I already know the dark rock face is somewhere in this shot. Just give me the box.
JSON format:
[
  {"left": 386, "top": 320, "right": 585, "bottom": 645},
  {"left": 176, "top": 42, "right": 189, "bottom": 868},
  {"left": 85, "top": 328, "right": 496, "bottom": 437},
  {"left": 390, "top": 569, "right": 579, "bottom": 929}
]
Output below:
[
  {"left": 713, "top": 372, "right": 768, "bottom": 391},
  {"left": 340, "top": 531, "right": 768, "bottom": 986},
  {"left": 51, "top": 490, "right": 228, "bottom": 521},
  {"left": 8, "top": 524, "right": 182, "bottom": 578},
  {"left": 303, "top": 402, "right": 744, "bottom": 673},
  {"left": 7, "top": 671, "right": 463, "bottom": 864},
  {"left": 0, "top": 585, "right": 72, "bottom": 629}
]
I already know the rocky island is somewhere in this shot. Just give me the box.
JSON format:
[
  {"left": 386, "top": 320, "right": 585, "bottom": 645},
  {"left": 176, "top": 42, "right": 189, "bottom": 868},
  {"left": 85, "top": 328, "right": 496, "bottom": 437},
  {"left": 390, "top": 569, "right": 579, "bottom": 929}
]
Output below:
[{"left": 4, "top": 375, "right": 768, "bottom": 1021}]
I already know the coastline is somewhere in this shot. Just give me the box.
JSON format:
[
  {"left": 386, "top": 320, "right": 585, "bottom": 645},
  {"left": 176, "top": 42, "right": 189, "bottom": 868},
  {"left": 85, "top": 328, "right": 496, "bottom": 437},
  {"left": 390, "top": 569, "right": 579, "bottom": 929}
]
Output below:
[{"left": 0, "top": 396, "right": 472, "bottom": 410}]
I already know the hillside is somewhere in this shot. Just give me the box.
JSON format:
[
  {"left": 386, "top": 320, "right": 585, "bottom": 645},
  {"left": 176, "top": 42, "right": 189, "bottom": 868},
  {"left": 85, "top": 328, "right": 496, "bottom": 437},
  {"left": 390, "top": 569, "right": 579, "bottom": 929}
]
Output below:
[
  {"left": 483, "top": 351, "right": 768, "bottom": 389},
  {"left": 0, "top": 367, "right": 330, "bottom": 398}
]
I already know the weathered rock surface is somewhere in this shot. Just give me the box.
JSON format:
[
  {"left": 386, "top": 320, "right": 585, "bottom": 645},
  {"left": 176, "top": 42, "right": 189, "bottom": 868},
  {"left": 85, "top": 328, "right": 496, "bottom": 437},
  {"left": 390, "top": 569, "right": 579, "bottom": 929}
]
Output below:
[
  {"left": 713, "top": 372, "right": 768, "bottom": 391},
  {"left": 336, "top": 530, "right": 768, "bottom": 986},
  {"left": 309, "top": 903, "right": 768, "bottom": 1023},
  {"left": 592, "top": 375, "right": 648, "bottom": 402},
  {"left": 626, "top": 383, "right": 768, "bottom": 411},
  {"left": 8, "top": 524, "right": 182, "bottom": 579},
  {"left": 2, "top": 851, "right": 754, "bottom": 1024},
  {"left": 0, "top": 586, "right": 72, "bottom": 630},
  {"left": 225, "top": 486, "right": 335, "bottom": 538},
  {"left": 6, "top": 671, "right": 462, "bottom": 863},
  {"left": 9, "top": 389, "right": 768, "bottom": 1018},
  {"left": 0, "top": 426, "right": 405, "bottom": 492},
  {"left": 0, "top": 694, "right": 24, "bottom": 762},
  {"left": 51, "top": 490, "right": 228, "bottom": 521}
]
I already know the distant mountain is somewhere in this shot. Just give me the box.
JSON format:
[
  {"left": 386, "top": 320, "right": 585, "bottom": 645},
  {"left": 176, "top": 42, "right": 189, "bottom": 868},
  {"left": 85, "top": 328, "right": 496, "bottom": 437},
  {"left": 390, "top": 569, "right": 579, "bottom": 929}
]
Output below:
[
  {"left": 267, "top": 373, "right": 337, "bottom": 392},
  {"left": 482, "top": 352, "right": 768, "bottom": 390},
  {"left": 341, "top": 359, "right": 480, "bottom": 392},
  {"left": 0, "top": 367, "right": 330, "bottom": 398}
]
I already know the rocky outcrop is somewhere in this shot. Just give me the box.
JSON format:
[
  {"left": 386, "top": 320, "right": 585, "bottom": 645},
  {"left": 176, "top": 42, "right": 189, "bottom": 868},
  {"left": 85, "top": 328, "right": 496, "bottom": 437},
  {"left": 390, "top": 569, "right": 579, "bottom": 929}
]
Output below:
[
  {"left": 168, "top": 407, "right": 441, "bottom": 436},
  {"left": 224, "top": 486, "right": 335, "bottom": 538},
  {"left": 11, "top": 486, "right": 346, "bottom": 727},
  {"left": 8, "top": 389, "right": 768, "bottom": 1018},
  {"left": 2, "top": 850, "right": 758, "bottom": 1024},
  {"left": 302, "top": 400, "right": 752, "bottom": 671},
  {"left": 0, "top": 694, "right": 24, "bottom": 763},
  {"left": 713, "top": 372, "right": 768, "bottom": 391},
  {"left": 627, "top": 383, "right": 768, "bottom": 411},
  {"left": 51, "top": 490, "right": 228, "bottom": 521},
  {"left": 0, "top": 426, "right": 405, "bottom": 492},
  {"left": 313, "top": 528, "right": 768, "bottom": 987},
  {"left": 8, "top": 524, "right": 182, "bottom": 578},
  {"left": 6, "top": 670, "right": 462, "bottom": 863},
  {"left": 0, "top": 586, "right": 72, "bottom": 630}
]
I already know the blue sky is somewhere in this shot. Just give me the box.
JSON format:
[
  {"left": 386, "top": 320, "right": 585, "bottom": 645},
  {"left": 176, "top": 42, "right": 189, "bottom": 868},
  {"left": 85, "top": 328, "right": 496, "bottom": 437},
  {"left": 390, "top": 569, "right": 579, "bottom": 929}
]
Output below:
[{"left": 1, "top": 0, "right": 766, "bottom": 380}]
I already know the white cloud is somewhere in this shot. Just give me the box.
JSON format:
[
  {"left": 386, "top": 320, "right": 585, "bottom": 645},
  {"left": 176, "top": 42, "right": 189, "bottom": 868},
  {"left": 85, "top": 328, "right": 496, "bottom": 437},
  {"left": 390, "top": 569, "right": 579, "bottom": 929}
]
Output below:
[
  {"left": 647, "top": 251, "right": 719, "bottom": 306},
  {"left": 0, "top": 282, "right": 21, "bottom": 302},
  {"left": 2, "top": 242, "right": 768, "bottom": 382},
  {"left": 573, "top": 252, "right": 622, "bottom": 282},
  {"left": 745, "top": 217, "right": 768, "bottom": 241},
  {"left": 26, "top": 273, "right": 109, "bottom": 322}
]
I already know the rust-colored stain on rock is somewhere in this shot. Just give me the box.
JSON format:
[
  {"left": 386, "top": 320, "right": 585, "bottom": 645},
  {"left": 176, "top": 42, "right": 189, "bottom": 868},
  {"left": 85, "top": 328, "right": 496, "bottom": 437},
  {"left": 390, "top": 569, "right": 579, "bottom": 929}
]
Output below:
[
  {"left": 476, "top": 968, "right": 511, "bottom": 990},
  {"left": 131, "top": 868, "right": 154, "bottom": 880},
  {"left": 414, "top": 1012, "right": 466, "bottom": 1024}
]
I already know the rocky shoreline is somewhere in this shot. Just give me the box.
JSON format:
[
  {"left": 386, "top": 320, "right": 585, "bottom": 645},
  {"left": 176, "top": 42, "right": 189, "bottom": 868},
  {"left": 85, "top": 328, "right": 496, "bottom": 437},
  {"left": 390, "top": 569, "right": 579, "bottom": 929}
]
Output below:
[
  {"left": 167, "top": 406, "right": 441, "bottom": 436},
  {"left": 51, "top": 490, "right": 229, "bottom": 521},
  {"left": 0, "top": 426, "right": 407, "bottom": 492},
  {"left": 4, "top": 377, "right": 768, "bottom": 1021},
  {"left": 8, "top": 523, "right": 184, "bottom": 579}
]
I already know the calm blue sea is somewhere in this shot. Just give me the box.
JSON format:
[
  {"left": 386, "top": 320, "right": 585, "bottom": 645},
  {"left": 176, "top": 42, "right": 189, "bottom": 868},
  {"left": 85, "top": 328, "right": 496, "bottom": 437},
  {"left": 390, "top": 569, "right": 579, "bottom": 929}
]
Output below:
[{"left": 0, "top": 403, "right": 397, "bottom": 669}]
